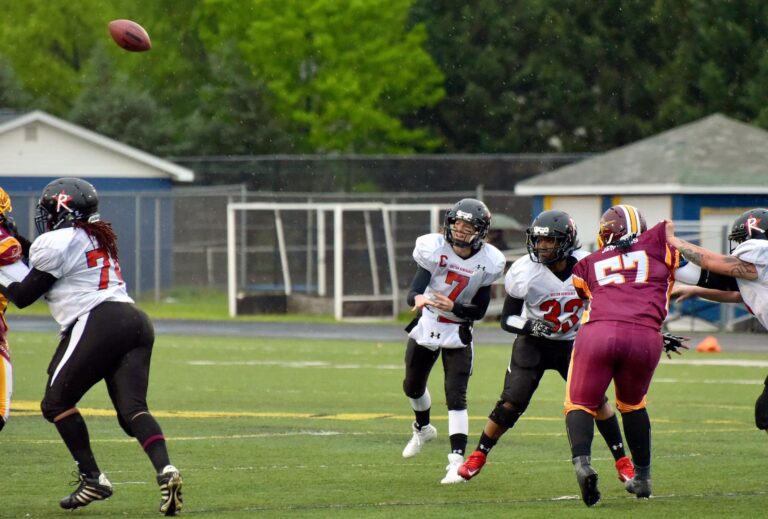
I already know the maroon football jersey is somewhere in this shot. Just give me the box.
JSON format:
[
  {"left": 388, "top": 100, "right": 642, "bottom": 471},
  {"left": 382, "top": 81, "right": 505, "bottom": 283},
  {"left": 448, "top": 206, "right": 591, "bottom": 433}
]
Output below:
[{"left": 572, "top": 222, "right": 679, "bottom": 330}]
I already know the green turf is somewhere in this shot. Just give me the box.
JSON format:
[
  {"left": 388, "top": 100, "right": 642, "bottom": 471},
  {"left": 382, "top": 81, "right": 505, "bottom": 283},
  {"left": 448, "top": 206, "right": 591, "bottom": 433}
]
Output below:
[{"left": 2, "top": 331, "right": 767, "bottom": 517}]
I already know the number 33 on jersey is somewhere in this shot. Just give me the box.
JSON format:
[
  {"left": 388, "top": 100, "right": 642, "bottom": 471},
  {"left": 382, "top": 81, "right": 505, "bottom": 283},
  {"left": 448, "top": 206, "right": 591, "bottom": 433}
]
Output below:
[{"left": 505, "top": 249, "right": 587, "bottom": 340}]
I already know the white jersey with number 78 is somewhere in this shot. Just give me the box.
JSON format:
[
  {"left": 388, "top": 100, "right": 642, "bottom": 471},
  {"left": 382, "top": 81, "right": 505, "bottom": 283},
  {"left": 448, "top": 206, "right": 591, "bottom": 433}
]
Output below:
[{"left": 30, "top": 227, "right": 133, "bottom": 329}]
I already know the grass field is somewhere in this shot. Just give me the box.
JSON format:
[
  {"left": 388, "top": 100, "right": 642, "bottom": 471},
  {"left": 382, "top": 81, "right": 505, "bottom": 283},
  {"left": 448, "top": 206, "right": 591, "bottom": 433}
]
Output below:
[{"left": 3, "top": 330, "right": 768, "bottom": 518}]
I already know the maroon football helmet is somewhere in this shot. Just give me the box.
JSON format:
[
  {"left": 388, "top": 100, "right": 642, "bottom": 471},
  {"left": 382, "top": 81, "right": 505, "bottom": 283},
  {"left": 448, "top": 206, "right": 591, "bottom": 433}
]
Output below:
[{"left": 598, "top": 205, "right": 647, "bottom": 248}]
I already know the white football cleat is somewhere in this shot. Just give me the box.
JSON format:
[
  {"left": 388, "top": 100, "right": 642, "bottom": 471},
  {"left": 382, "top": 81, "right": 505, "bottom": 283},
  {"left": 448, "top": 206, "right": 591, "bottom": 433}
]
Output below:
[
  {"left": 402, "top": 422, "right": 437, "bottom": 458},
  {"left": 440, "top": 453, "right": 466, "bottom": 484}
]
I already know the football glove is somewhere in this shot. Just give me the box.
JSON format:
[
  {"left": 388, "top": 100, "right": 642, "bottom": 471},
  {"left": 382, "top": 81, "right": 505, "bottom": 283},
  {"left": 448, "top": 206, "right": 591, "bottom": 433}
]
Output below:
[
  {"left": 1, "top": 216, "right": 17, "bottom": 238},
  {"left": 662, "top": 332, "right": 690, "bottom": 359},
  {"left": 524, "top": 318, "right": 556, "bottom": 338}
]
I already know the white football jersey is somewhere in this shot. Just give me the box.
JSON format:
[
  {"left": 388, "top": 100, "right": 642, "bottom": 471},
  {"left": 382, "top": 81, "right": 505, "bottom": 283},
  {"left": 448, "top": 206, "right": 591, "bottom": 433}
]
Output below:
[
  {"left": 408, "top": 233, "right": 505, "bottom": 349},
  {"left": 30, "top": 227, "right": 133, "bottom": 329},
  {"left": 733, "top": 240, "right": 768, "bottom": 330},
  {"left": 504, "top": 250, "right": 588, "bottom": 341}
]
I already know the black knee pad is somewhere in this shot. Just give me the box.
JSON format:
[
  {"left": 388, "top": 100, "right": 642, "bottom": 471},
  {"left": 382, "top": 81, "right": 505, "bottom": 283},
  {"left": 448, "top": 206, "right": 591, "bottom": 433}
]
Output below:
[
  {"left": 402, "top": 379, "right": 427, "bottom": 399},
  {"left": 0, "top": 416, "right": 5, "bottom": 432},
  {"left": 489, "top": 400, "right": 523, "bottom": 428},
  {"left": 755, "top": 377, "right": 768, "bottom": 430},
  {"left": 446, "top": 388, "right": 467, "bottom": 411},
  {"left": 40, "top": 399, "right": 67, "bottom": 423}
]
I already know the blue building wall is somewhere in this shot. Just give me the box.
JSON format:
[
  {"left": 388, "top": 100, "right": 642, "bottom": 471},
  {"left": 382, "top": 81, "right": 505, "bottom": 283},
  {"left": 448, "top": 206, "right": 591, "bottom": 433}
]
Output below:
[
  {"left": 3, "top": 177, "right": 175, "bottom": 299},
  {"left": 672, "top": 194, "right": 768, "bottom": 221}
]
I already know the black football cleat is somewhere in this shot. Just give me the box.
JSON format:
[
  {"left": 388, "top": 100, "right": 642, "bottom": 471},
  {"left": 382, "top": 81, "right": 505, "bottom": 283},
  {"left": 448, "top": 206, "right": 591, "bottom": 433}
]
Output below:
[
  {"left": 157, "top": 465, "right": 184, "bottom": 516},
  {"left": 573, "top": 455, "right": 601, "bottom": 507},
  {"left": 59, "top": 472, "right": 113, "bottom": 510},
  {"left": 625, "top": 477, "right": 652, "bottom": 498}
]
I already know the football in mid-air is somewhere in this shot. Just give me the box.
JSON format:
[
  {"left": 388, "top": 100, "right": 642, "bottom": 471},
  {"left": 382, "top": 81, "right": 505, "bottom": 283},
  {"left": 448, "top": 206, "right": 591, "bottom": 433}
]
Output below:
[{"left": 108, "top": 19, "right": 151, "bottom": 52}]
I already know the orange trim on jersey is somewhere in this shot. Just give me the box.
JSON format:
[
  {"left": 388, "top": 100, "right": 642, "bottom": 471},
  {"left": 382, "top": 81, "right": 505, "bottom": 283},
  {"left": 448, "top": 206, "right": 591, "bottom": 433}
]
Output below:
[
  {"left": 664, "top": 245, "right": 680, "bottom": 310},
  {"left": 563, "top": 354, "right": 598, "bottom": 417},
  {"left": 0, "top": 357, "right": 7, "bottom": 418},
  {"left": 572, "top": 275, "right": 591, "bottom": 299},
  {"left": 616, "top": 396, "right": 647, "bottom": 413}
]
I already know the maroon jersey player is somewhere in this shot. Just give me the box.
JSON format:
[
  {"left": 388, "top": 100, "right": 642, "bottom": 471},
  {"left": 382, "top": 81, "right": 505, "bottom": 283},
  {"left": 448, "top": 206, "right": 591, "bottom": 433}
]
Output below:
[{"left": 564, "top": 205, "right": 681, "bottom": 506}]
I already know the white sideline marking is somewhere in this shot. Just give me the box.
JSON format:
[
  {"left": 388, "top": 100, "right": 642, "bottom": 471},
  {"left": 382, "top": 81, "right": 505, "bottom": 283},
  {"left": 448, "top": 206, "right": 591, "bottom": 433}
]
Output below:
[
  {"left": 665, "top": 359, "right": 768, "bottom": 368},
  {"left": 1, "top": 430, "right": 354, "bottom": 445},
  {"left": 188, "top": 360, "right": 401, "bottom": 369},
  {"left": 656, "top": 377, "right": 764, "bottom": 385}
]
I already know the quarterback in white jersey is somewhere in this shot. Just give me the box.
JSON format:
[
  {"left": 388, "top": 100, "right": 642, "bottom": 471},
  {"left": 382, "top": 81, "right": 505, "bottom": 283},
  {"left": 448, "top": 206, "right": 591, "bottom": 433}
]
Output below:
[
  {"left": 401, "top": 199, "right": 505, "bottom": 485},
  {"left": 667, "top": 209, "right": 768, "bottom": 431},
  {"left": 458, "top": 210, "right": 633, "bottom": 485},
  {"left": 0, "top": 178, "right": 183, "bottom": 515},
  {"left": 407, "top": 232, "right": 505, "bottom": 348}
]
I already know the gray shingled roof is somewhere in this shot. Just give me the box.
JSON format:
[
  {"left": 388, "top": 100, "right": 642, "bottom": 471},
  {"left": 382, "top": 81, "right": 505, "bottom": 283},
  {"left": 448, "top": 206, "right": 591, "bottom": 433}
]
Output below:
[{"left": 516, "top": 113, "right": 768, "bottom": 195}]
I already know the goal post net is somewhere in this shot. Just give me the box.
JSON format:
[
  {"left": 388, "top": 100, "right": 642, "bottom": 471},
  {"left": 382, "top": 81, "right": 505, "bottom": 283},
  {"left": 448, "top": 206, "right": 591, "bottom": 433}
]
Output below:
[{"left": 226, "top": 201, "right": 449, "bottom": 319}]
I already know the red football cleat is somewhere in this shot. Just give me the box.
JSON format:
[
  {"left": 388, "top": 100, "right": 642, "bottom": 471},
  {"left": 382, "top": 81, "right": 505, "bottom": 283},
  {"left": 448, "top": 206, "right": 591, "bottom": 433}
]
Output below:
[
  {"left": 457, "top": 450, "right": 487, "bottom": 480},
  {"left": 615, "top": 456, "right": 635, "bottom": 483}
]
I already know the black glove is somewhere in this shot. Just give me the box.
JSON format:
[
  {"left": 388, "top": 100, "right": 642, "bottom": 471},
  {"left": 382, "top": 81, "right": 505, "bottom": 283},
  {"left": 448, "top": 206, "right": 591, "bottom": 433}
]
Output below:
[
  {"left": 662, "top": 332, "right": 690, "bottom": 359},
  {"left": 524, "top": 319, "right": 555, "bottom": 338},
  {"left": 2, "top": 216, "right": 18, "bottom": 237}
]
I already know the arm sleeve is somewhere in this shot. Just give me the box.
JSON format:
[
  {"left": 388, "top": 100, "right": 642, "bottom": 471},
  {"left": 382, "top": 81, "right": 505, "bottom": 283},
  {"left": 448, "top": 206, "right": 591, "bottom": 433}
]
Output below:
[
  {"left": 452, "top": 285, "right": 492, "bottom": 321},
  {"left": 15, "top": 233, "right": 31, "bottom": 261},
  {"left": 406, "top": 266, "right": 432, "bottom": 307},
  {"left": 0, "top": 268, "right": 58, "bottom": 308},
  {"left": 697, "top": 269, "right": 740, "bottom": 291},
  {"left": 499, "top": 295, "right": 526, "bottom": 334}
]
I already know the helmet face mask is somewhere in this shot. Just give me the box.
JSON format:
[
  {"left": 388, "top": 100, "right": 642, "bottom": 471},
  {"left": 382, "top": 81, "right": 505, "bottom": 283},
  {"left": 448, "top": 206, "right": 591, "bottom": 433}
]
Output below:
[
  {"left": 525, "top": 210, "right": 578, "bottom": 264},
  {"left": 728, "top": 208, "right": 768, "bottom": 252},
  {"left": 443, "top": 198, "right": 491, "bottom": 250},
  {"left": 34, "top": 178, "right": 100, "bottom": 235},
  {"left": 598, "top": 205, "right": 647, "bottom": 248}
]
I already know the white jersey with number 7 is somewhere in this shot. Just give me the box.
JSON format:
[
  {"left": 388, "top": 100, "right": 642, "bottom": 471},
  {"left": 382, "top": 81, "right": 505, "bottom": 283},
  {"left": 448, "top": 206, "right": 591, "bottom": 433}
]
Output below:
[{"left": 30, "top": 227, "right": 133, "bottom": 329}]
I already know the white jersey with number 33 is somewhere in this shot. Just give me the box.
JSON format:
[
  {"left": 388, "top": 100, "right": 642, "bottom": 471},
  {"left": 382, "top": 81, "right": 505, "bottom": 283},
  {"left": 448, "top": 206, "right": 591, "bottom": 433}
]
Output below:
[
  {"left": 504, "top": 250, "right": 588, "bottom": 341},
  {"left": 30, "top": 227, "right": 133, "bottom": 329}
]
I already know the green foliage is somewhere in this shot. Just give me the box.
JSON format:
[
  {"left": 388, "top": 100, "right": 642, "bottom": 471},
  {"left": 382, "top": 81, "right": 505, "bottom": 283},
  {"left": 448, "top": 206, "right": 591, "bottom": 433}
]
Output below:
[
  {"left": 0, "top": 56, "right": 30, "bottom": 109},
  {"left": 68, "top": 45, "right": 175, "bottom": 153},
  {"left": 202, "top": 0, "right": 445, "bottom": 153},
  {"left": 4, "top": 1, "right": 768, "bottom": 155}
]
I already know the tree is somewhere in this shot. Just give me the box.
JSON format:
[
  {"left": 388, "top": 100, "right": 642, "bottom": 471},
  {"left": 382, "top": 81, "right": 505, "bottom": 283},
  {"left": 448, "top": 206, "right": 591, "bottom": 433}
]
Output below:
[
  {"left": 202, "top": 0, "right": 445, "bottom": 153},
  {"left": 68, "top": 46, "right": 174, "bottom": 154},
  {"left": 0, "top": 56, "right": 29, "bottom": 110},
  {"left": 411, "top": 0, "right": 662, "bottom": 152}
]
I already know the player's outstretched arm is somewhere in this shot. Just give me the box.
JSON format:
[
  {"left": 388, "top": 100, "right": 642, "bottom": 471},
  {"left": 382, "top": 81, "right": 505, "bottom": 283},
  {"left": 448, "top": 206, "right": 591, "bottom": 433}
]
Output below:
[
  {"left": 665, "top": 221, "right": 758, "bottom": 281},
  {"left": 672, "top": 284, "right": 743, "bottom": 303}
]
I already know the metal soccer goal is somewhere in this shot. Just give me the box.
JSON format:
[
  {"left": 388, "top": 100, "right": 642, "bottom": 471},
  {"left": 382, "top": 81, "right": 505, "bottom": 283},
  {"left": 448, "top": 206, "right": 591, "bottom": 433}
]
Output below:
[{"left": 226, "top": 201, "right": 449, "bottom": 319}]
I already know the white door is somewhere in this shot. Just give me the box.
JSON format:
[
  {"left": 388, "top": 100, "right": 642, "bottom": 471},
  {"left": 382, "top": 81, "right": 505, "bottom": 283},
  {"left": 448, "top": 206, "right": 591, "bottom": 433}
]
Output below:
[
  {"left": 548, "top": 196, "right": 602, "bottom": 252},
  {"left": 616, "top": 196, "right": 672, "bottom": 229}
]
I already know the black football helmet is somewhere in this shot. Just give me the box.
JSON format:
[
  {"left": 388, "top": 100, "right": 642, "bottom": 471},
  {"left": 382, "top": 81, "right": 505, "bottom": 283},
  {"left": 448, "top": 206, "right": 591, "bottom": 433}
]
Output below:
[
  {"left": 35, "top": 177, "right": 100, "bottom": 235},
  {"left": 443, "top": 198, "right": 491, "bottom": 250},
  {"left": 598, "top": 204, "right": 647, "bottom": 248},
  {"left": 728, "top": 208, "right": 768, "bottom": 252},
  {"left": 526, "top": 210, "right": 579, "bottom": 264}
]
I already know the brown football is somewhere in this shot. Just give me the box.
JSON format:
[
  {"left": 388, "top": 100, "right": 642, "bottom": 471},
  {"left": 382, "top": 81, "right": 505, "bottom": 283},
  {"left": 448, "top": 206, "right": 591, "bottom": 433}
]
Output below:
[{"left": 108, "top": 19, "right": 151, "bottom": 52}]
